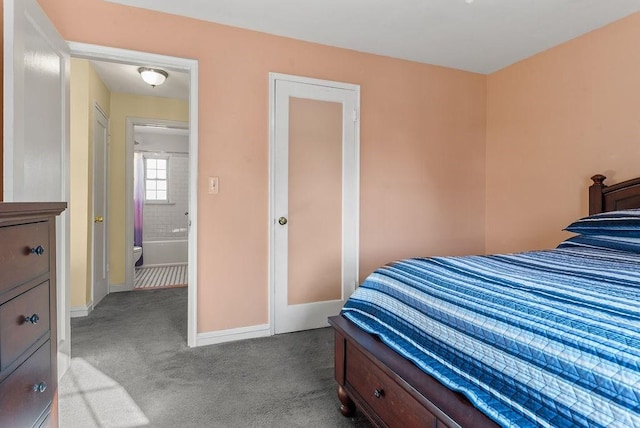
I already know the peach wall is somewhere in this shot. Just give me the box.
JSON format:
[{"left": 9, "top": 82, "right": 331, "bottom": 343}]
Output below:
[
  {"left": 486, "top": 13, "right": 640, "bottom": 254},
  {"left": 38, "top": 0, "right": 486, "bottom": 333}
]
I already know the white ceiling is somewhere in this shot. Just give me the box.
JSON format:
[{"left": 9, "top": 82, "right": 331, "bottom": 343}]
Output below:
[
  {"left": 90, "top": 59, "right": 189, "bottom": 100},
  {"left": 134, "top": 125, "right": 189, "bottom": 153},
  {"left": 104, "top": 0, "right": 640, "bottom": 74}
]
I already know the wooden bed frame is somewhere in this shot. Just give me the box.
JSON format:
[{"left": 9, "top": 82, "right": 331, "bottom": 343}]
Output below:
[{"left": 330, "top": 173, "right": 640, "bottom": 428}]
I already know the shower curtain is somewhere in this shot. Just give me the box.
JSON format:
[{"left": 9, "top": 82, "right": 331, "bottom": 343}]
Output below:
[{"left": 134, "top": 153, "right": 144, "bottom": 266}]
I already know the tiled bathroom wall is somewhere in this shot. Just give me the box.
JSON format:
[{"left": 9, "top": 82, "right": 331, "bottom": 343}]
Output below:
[{"left": 143, "top": 154, "right": 189, "bottom": 241}]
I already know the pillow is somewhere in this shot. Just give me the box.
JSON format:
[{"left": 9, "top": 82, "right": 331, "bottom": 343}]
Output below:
[
  {"left": 557, "top": 234, "right": 640, "bottom": 253},
  {"left": 564, "top": 209, "right": 640, "bottom": 237}
]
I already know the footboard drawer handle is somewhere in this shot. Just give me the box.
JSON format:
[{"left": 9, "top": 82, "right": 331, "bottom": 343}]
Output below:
[
  {"left": 23, "top": 313, "right": 40, "bottom": 324},
  {"left": 33, "top": 382, "right": 47, "bottom": 393},
  {"left": 30, "top": 245, "right": 45, "bottom": 256},
  {"left": 373, "top": 388, "right": 384, "bottom": 399}
]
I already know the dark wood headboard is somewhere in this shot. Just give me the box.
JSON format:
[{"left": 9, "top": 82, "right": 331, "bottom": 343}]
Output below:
[{"left": 589, "top": 174, "right": 640, "bottom": 215}]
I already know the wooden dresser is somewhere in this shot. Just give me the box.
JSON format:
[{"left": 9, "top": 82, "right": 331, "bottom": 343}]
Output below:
[{"left": 0, "top": 203, "right": 66, "bottom": 428}]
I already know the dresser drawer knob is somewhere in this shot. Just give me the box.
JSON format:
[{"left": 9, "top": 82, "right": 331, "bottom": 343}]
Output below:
[
  {"left": 23, "top": 313, "right": 40, "bottom": 324},
  {"left": 30, "top": 245, "right": 45, "bottom": 256},
  {"left": 33, "top": 382, "right": 47, "bottom": 393},
  {"left": 373, "top": 388, "right": 384, "bottom": 399}
]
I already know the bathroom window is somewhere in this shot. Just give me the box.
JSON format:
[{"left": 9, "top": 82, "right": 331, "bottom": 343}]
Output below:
[{"left": 145, "top": 156, "right": 169, "bottom": 202}]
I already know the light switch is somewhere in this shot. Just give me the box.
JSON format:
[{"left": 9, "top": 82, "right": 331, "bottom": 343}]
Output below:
[{"left": 209, "top": 176, "right": 219, "bottom": 194}]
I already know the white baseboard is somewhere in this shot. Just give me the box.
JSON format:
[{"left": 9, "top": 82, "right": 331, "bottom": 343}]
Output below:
[
  {"left": 109, "top": 283, "right": 133, "bottom": 293},
  {"left": 196, "top": 324, "right": 271, "bottom": 347},
  {"left": 70, "top": 302, "right": 93, "bottom": 318}
]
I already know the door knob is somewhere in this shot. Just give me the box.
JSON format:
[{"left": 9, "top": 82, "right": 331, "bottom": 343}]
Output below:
[
  {"left": 94, "top": 216, "right": 104, "bottom": 223},
  {"left": 278, "top": 217, "right": 288, "bottom": 225}
]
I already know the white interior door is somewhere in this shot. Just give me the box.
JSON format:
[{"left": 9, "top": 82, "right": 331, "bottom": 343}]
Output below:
[
  {"left": 4, "top": 0, "right": 71, "bottom": 377},
  {"left": 270, "top": 74, "right": 359, "bottom": 334},
  {"left": 93, "top": 105, "right": 109, "bottom": 306}
]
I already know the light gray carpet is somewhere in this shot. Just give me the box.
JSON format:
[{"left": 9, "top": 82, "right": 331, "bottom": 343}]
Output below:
[{"left": 60, "top": 288, "right": 371, "bottom": 427}]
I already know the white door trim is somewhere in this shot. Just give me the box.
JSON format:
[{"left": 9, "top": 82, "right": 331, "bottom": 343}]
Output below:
[
  {"left": 268, "top": 72, "right": 360, "bottom": 334},
  {"left": 68, "top": 42, "right": 199, "bottom": 348}
]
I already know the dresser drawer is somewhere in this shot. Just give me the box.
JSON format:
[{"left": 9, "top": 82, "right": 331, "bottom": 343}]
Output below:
[
  {"left": 0, "top": 282, "right": 50, "bottom": 370},
  {"left": 346, "top": 345, "right": 437, "bottom": 428},
  {"left": 0, "top": 341, "right": 52, "bottom": 428},
  {"left": 0, "top": 222, "right": 50, "bottom": 294},
  {"left": 38, "top": 410, "right": 54, "bottom": 428}
]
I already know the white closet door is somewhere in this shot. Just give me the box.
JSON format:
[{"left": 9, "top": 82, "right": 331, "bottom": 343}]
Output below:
[
  {"left": 270, "top": 74, "right": 359, "bottom": 334},
  {"left": 4, "top": 0, "right": 71, "bottom": 378}
]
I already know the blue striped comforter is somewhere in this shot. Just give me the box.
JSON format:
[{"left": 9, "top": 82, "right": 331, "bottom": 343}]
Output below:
[{"left": 341, "top": 247, "right": 640, "bottom": 427}]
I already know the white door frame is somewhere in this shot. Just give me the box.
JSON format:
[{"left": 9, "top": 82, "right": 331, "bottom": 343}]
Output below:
[
  {"left": 68, "top": 42, "right": 199, "bottom": 347},
  {"left": 268, "top": 72, "right": 360, "bottom": 334},
  {"left": 92, "top": 103, "right": 110, "bottom": 307}
]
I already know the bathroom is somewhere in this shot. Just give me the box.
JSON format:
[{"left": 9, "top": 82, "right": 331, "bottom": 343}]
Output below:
[{"left": 133, "top": 124, "right": 189, "bottom": 289}]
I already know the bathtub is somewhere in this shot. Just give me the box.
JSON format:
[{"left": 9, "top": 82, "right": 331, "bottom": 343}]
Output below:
[{"left": 141, "top": 240, "right": 188, "bottom": 266}]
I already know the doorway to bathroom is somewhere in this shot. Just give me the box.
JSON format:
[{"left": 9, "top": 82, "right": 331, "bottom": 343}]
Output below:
[
  {"left": 131, "top": 121, "right": 190, "bottom": 290},
  {"left": 69, "top": 42, "right": 199, "bottom": 348}
]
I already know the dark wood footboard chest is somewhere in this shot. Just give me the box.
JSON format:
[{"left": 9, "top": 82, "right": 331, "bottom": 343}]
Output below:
[
  {"left": 0, "top": 203, "right": 66, "bottom": 428},
  {"left": 329, "top": 315, "right": 498, "bottom": 428}
]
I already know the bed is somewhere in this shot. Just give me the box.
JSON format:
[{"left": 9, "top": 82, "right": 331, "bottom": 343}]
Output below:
[{"left": 329, "top": 174, "right": 640, "bottom": 428}]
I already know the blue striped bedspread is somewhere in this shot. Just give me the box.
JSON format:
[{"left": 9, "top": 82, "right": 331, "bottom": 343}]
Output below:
[{"left": 341, "top": 247, "right": 640, "bottom": 427}]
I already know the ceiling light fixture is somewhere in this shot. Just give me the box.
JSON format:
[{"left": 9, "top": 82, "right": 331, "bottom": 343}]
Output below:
[{"left": 138, "top": 67, "right": 169, "bottom": 87}]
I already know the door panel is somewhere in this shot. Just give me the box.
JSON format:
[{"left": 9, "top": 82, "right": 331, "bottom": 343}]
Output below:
[
  {"left": 271, "top": 75, "right": 359, "bottom": 334},
  {"left": 4, "top": 0, "right": 68, "bottom": 202},
  {"left": 21, "top": 22, "right": 63, "bottom": 200},
  {"left": 93, "top": 106, "right": 109, "bottom": 306},
  {"left": 288, "top": 97, "right": 343, "bottom": 305}
]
